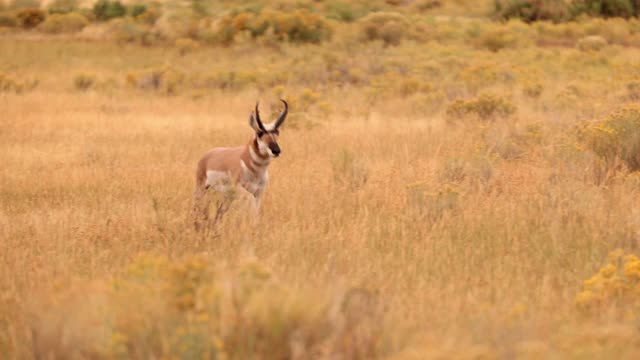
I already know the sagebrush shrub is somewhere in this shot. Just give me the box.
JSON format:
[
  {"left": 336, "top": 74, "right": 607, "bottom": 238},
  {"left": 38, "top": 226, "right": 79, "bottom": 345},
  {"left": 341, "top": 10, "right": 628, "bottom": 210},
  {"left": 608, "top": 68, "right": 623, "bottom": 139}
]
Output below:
[
  {"left": 135, "top": 7, "right": 159, "bottom": 25},
  {"left": 39, "top": 12, "right": 88, "bottom": 33},
  {"left": 576, "top": 35, "right": 608, "bottom": 51},
  {"left": 0, "top": 72, "right": 38, "bottom": 93},
  {"left": 493, "top": 0, "right": 569, "bottom": 22},
  {"left": 522, "top": 81, "right": 544, "bottom": 98},
  {"left": 17, "top": 8, "right": 46, "bottom": 29},
  {"left": 446, "top": 93, "right": 517, "bottom": 121},
  {"left": 73, "top": 73, "right": 95, "bottom": 91},
  {"left": 326, "top": 0, "right": 357, "bottom": 22},
  {"left": 128, "top": 4, "right": 147, "bottom": 17},
  {"left": 626, "top": 80, "right": 640, "bottom": 100},
  {"left": 580, "top": 105, "right": 640, "bottom": 171},
  {"left": 47, "top": 0, "right": 78, "bottom": 14},
  {"left": 358, "top": 12, "right": 409, "bottom": 46},
  {"left": 109, "top": 18, "right": 163, "bottom": 46},
  {"left": 570, "top": 0, "right": 639, "bottom": 18},
  {"left": 174, "top": 37, "right": 200, "bottom": 55},
  {"left": 478, "top": 28, "right": 519, "bottom": 51},
  {"left": 217, "top": 9, "right": 332, "bottom": 45},
  {"left": 0, "top": 13, "right": 18, "bottom": 27}
]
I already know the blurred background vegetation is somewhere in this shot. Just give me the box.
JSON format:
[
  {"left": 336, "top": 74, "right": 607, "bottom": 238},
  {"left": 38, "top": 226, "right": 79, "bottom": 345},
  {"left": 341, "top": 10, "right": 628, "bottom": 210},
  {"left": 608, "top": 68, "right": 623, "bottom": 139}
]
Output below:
[{"left": 3, "top": 0, "right": 640, "bottom": 359}]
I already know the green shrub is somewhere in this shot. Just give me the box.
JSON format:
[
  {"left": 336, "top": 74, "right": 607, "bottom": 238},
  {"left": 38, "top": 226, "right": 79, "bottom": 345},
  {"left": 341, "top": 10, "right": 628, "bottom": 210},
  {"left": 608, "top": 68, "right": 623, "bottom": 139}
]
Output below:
[
  {"left": 477, "top": 28, "right": 519, "bottom": 51},
  {"left": 0, "top": 72, "right": 38, "bottom": 93},
  {"left": 0, "top": 13, "right": 18, "bottom": 27},
  {"left": 358, "top": 12, "right": 409, "bottom": 46},
  {"left": 414, "top": 0, "right": 443, "bottom": 12},
  {"left": 326, "top": 1, "right": 357, "bottom": 22},
  {"left": 38, "top": 12, "right": 88, "bottom": 33},
  {"left": 522, "top": 81, "right": 544, "bottom": 98},
  {"left": 128, "top": 4, "right": 147, "bottom": 17},
  {"left": 17, "top": 8, "right": 46, "bottom": 29},
  {"left": 581, "top": 105, "right": 640, "bottom": 171},
  {"left": 627, "top": 80, "right": 640, "bottom": 100},
  {"left": 174, "top": 37, "right": 200, "bottom": 55},
  {"left": 570, "top": 0, "right": 638, "bottom": 18},
  {"left": 73, "top": 73, "right": 95, "bottom": 91},
  {"left": 47, "top": 0, "right": 78, "bottom": 14},
  {"left": 446, "top": 93, "right": 517, "bottom": 121},
  {"left": 110, "top": 18, "right": 163, "bottom": 46},
  {"left": 93, "top": 0, "right": 126, "bottom": 21},
  {"left": 576, "top": 35, "right": 608, "bottom": 51},
  {"left": 135, "top": 7, "right": 159, "bottom": 25},
  {"left": 493, "top": 0, "right": 569, "bottom": 22}
]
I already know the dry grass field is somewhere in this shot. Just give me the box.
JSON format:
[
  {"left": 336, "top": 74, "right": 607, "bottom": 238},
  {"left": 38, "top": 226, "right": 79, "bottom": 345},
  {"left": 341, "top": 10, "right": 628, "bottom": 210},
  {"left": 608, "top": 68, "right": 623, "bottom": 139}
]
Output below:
[{"left": 3, "top": 0, "right": 640, "bottom": 358}]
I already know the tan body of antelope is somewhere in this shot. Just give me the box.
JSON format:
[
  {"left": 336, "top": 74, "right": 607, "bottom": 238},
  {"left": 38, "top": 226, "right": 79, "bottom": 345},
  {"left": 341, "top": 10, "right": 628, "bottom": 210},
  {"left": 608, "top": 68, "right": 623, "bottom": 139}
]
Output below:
[{"left": 192, "top": 100, "right": 288, "bottom": 228}]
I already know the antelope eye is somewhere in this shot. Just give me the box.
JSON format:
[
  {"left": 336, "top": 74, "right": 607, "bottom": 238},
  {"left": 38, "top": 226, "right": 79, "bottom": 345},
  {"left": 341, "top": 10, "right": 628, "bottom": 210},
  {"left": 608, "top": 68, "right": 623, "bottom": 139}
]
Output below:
[
  {"left": 257, "top": 131, "right": 265, "bottom": 137},
  {"left": 272, "top": 130, "right": 280, "bottom": 135}
]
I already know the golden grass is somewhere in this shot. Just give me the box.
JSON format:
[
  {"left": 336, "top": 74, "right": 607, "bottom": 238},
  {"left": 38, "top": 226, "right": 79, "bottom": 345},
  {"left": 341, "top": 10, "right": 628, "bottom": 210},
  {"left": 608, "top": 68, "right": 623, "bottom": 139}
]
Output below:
[{"left": 2, "top": 17, "right": 640, "bottom": 357}]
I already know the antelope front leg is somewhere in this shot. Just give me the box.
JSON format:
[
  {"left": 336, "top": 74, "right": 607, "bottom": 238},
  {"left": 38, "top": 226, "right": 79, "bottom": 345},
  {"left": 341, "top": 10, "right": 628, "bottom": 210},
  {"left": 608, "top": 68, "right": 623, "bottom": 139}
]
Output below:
[{"left": 250, "top": 194, "right": 262, "bottom": 226}]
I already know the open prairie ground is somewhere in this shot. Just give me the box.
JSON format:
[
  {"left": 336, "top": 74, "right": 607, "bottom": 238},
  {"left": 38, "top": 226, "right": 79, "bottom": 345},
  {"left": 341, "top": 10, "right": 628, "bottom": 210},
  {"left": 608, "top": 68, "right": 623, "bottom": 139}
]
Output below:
[{"left": 3, "top": 4, "right": 640, "bottom": 358}]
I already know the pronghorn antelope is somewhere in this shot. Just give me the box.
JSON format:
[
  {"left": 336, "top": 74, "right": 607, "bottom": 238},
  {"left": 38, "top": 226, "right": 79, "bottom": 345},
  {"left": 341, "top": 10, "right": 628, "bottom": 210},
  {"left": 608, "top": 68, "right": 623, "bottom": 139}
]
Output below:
[{"left": 192, "top": 100, "right": 288, "bottom": 228}]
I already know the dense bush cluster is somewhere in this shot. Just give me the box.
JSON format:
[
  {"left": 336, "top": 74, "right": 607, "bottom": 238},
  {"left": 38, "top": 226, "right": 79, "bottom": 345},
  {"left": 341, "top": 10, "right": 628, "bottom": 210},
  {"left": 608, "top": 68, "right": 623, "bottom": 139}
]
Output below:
[
  {"left": 580, "top": 105, "right": 640, "bottom": 171},
  {"left": 16, "top": 8, "right": 46, "bottom": 28},
  {"left": 494, "top": 0, "right": 640, "bottom": 22},
  {"left": 216, "top": 9, "right": 332, "bottom": 45},
  {"left": 0, "top": 0, "right": 157, "bottom": 33}
]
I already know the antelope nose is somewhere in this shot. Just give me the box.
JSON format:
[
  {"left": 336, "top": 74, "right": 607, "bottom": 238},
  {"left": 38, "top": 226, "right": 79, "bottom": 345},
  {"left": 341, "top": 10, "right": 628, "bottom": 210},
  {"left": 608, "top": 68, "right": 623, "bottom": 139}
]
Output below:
[{"left": 273, "top": 148, "right": 281, "bottom": 157}]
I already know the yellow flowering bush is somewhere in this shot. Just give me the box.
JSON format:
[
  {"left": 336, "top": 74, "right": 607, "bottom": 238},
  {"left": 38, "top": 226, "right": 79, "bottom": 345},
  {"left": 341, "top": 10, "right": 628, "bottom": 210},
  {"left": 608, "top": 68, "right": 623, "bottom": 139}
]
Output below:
[
  {"left": 580, "top": 105, "right": 640, "bottom": 171},
  {"left": 217, "top": 9, "right": 332, "bottom": 45},
  {"left": 576, "top": 250, "right": 640, "bottom": 311},
  {"left": 29, "top": 255, "right": 387, "bottom": 359},
  {"left": 0, "top": 72, "right": 38, "bottom": 93},
  {"left": 446, "top": 93, "right": 517, "bottom": 122}
]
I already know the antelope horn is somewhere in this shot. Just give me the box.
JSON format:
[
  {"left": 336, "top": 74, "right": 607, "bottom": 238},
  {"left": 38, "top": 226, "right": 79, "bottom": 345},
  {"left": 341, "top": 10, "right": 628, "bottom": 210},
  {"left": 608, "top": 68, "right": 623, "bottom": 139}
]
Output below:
[
  {"left": 254, "top": 101, "right": 267, "bottom": 132},
  {"left": 274, "top": 99, "right": 288, "bottom": 129}
]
